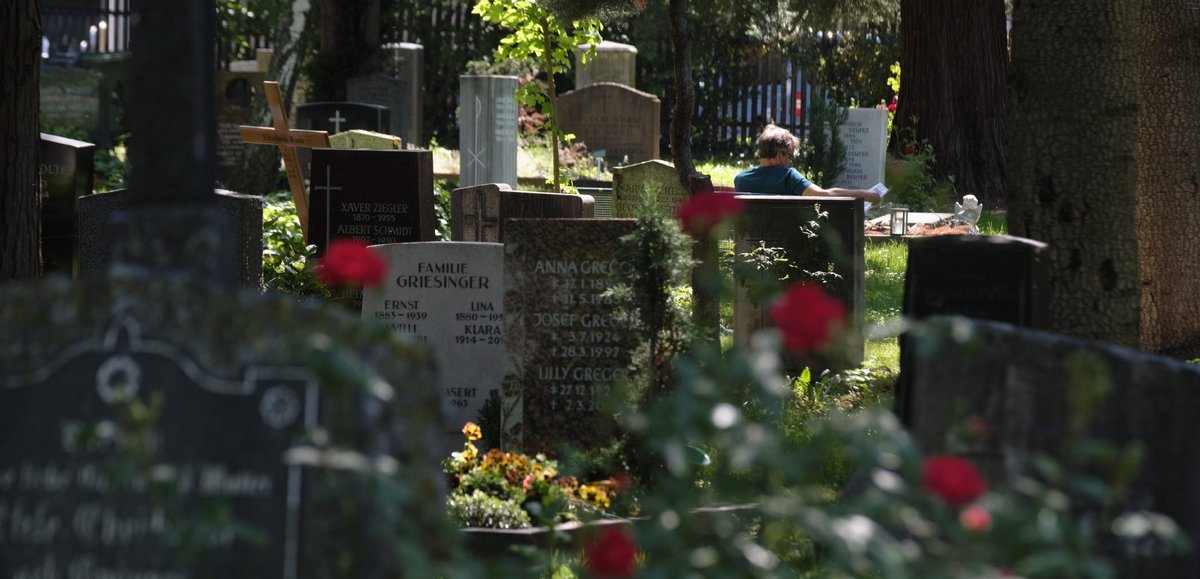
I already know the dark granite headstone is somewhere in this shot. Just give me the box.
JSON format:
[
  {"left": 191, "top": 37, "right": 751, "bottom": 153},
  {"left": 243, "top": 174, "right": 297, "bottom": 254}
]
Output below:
[
  {"left": 895, "top": 235, "right": 1049, "bottom": 425},
  {"left": 215, "top": 70, "right": 266, "bottom": 185},
  {"left": 907, "top": 317, "right": 1200, "bottom": 579},
  {"left": 557, "top": 83, "right": 661, "bottom": 165},
  {"left": 40, "top": 133, "right": 96, "bottom": 275},
  {"left": 458, "top": 76, "right": 519, "bottom": 189},
  {"left": 501, "top": 219, "right": 638, "bottom": 453},
  {"left": 78, "top": 189, "right": 264, "bottom": 287},
  {"left": 732, "top": 195, "right": 865, "bottom": 371},
  {"left": 450, "top": 183, "right": 595, "bottom": 242},
  {"left": 296, "top": 102, "right": 391, "bottom": 179},
  {"left": 347, "top": 74, "right": 410, "bottom": 145}
]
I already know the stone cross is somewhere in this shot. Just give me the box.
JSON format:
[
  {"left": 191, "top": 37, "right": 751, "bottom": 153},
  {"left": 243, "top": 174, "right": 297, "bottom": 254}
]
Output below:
[
  {"left": 239, "top": 81, "right": 330, "bottom": 240},
  {"left": 328, "top": 110, "right": 346, "bottom": 133}
]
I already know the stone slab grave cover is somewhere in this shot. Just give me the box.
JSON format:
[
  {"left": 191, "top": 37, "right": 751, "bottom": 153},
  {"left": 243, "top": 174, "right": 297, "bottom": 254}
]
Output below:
[
  {"left": 215, "top": 70, "right": 266, "bottom": 184},
  {"left": 733, "top": 195, "right": 865, "bottom": 372},
  {"left": 894, "top": 235, "right": 1049, "bottom": 425},
  {"left": 459, "top": 75, "right": 519, "bottom": 189},
  {"left": 40, "top": 66, "right": 103, "bottom": 132},
  {"left": 362, "top": 242, "right": 504, "bottom": 454},
  {"left": 906, "top": 317, "right": 1200, "bottom": 578},
  {"left": 502, "top": 219, "right": 639, "bottom": 453},
  {"left": 611, "top": 159, "right": 686, "bottom": 218},
  {"left": 329, "top": 129, "right": 403, "bottom": 150},
  {"left": 347, "top": 74, "right": 412, "bottom": 147},
  {"left": 450, "top": 183, "right": 596, "bottom": 242},
  {"left": 830, "top": 108, "right": 888, "bottom": 191},
  {"left": 40, "top": 132, "right": 96, "bottom": 275},
  {"left": 557, "top": 82, "right": 661, "bottom": 165},
  {"left": 575, "top": 40, "right": 637, "bottom": 88},
  {"left": 78, "top": 188, "right": 264, "bottom": 287}
]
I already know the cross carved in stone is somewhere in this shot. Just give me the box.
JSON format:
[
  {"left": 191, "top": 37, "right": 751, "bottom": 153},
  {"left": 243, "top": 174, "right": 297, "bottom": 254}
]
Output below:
[{"left": 239, "top": 81, "right": 330, "bottom": 240}]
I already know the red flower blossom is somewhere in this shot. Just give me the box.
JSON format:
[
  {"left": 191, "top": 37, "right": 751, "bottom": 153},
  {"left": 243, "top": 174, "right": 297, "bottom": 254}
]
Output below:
[
  {"left": 316, "top": 239, "right": 386, "bottom": 289},
  {"left": 923, "top": 456, "right": 987, "bottom": 505},
  {"left": 960, "top": 504, "right": 992, "bottom": 532},
  {"left": 584, "top": 525, "right": 637, "bottom": 578},
  {"left": 886, "top": 103, "right": 896, "bottom": 113},
  {"left": 768, "top": 283, "right": 846, "bottom": 354},
  {"left": 676, "top": 191, "right": 744, "bottom": 236},
  {"left": 904, "top": 145, "right": 915, "bottom": 156}
]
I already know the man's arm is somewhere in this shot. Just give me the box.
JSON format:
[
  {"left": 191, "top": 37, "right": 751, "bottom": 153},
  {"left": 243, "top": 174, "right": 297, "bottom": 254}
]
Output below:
[{"left": 802, "top": 184, "right": 882, "bottom": 203}]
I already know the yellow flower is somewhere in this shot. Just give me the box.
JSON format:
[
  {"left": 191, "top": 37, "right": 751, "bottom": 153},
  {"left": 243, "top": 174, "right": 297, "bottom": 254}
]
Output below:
[
  {"left": 462, "top": 442, "right": 478, "bottom": 462},
  {"left": 579, "top": 484, "right": 611, "bottom": 509},
  {"left": 462, "top": 422, "right": 482, "bottom": 441}
]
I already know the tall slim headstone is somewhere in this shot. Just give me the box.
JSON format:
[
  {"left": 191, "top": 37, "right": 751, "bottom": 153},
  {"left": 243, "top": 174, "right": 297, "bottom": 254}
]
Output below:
[
  {"left": 39, "top": 67, "right": 103, "bottom": 134},
  {"left": 501, "top": 219, "right": 639, "bottom": 453},
  {"left": 450, "top": 183, "right": 595, "bottom": 242},
  {"left": 575, "top": 41, "right": 637, "bottom": 88},
  {"left": 347, "top": 74, "right": 410, "bottom": 144},
  {"left": 215, "top": 70, "right": 266, "bottom": 185},
  {"left": 39, "top": 133, "right": 96, "bottom": 275},
  {"left": 362, "top": 242, "right": 505, "bottom": 455},
  {"left": 557, "top": 83, "right": 660, "bottom": 165},
  {"left": 732, "top": 195, "right": 865, "bottom": 371},
  {"left": 610, "top": 159, "right": 686, "bottom": 218},
  {"left": 383, "top": 42, "right": 424, "bottom": 147},
  {"left": 830, "top": 108, "right": 888, "bottom": 191},
  {"left": 458, "top": 75, "right": 519, "bottom": 189}
]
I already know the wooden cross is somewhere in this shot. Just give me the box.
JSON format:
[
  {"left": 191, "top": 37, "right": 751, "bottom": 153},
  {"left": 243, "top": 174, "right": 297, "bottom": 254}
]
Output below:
[{"left": 239, "top": 81, "right": 330, "bottom": 240}]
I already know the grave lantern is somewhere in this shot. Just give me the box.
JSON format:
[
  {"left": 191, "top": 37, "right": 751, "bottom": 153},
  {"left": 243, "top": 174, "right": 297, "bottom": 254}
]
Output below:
[{"left": 890, "top": 205, "right": 909, "bottom": 236}]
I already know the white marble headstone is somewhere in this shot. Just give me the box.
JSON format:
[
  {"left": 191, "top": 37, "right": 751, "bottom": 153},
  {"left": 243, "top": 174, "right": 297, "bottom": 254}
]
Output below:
[{"left": 831, "top": 108, "right": 888, "bottom": 191}]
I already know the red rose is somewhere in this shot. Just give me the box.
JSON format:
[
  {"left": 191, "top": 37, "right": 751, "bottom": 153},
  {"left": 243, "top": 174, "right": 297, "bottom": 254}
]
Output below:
[
  {"left": 923, "top": 456, "right": 987, "bottom": 505},
  {"left": 676, "top": 191, "right": 744, "bottom": 236},
  {"left": 768, "top": 283, "right": 846, "bottom": 354},
  {"left": 904, "top": 145, "right": 915, "bottom": 155},
  {"left": 583, "top": 525, "right": 637, "bottom": 577},
  {"left": 316, "top": 239, "right": 386, "bottom": 289},
  {"left": 887, "top": 104, "right": 896, "bottom": 113},
  {"left": 960, "top": 504, "right": 992, "bottom": 532}
]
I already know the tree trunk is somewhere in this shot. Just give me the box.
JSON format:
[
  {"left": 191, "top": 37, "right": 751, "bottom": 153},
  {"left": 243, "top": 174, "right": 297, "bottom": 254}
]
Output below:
[
  {"left": 895, "top": 0, "right": 1007, "bottom": 207},
  {"left": 314, "top": 0, "right": 380, "bottom": 101},
  {"left": 1007, "top": 0, "right": 1141, "bottom": 347},
  {"left": 542, "top": 15, "right": 561, "bottom": 193},
  {"left": 1137, "top": 0, "right": 1200, "bottom": 358},
  {"left": 228, "top": 0, "right": 315, "bottom": 197},
  {"left": 0, "top": 0, "right": 42, "bottom": 281}
]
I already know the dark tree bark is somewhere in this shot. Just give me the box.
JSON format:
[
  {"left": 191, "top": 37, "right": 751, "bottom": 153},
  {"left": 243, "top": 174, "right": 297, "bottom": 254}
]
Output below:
[
  {"left": 1137, "top": 0, "right": 1200, "bottom": 357},
  {"left": 0, "top": 0, "right": 42, "bottom": 281},
  {"left": 1007, "top": 0, "right": 1141, "bottom": 347},
  {"left": 895, "top": 0, "right": 1007, "bottom": 207}
]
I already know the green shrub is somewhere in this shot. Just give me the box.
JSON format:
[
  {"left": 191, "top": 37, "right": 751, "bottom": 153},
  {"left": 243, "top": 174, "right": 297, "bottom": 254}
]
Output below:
[{"left": 447, "top": 490, "right": 533, "bottom": 529}]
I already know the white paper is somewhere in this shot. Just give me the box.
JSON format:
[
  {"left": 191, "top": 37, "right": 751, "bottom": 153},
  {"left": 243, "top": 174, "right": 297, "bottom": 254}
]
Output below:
[{"left": 864, "top": 182, "right": 889, "bottom": 212}]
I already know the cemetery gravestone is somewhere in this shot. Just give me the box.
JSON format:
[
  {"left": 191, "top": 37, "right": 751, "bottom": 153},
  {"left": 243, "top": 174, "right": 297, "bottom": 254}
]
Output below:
[
  {"left": 578, "top": 187, "right": 614, "bottom": 218},
  {"left": 215, "top": 70, "right": 266, "bottom": 184},
  {"left": 459, "top": 75, "right": 519, "bottom": 189},
  {"left": 830, "top": 108, "right": 888, "bottom": 191},
  {"left": 501, "top": 219, "right": 639, "bottom": 453},
  {"left": 347, "top": 74, "right": 410, "bottom": 147},
  {"left": 611, "top": 159, "right": 686, "bottom": 218},
  {"left": 450, "top": 183, "right": 596, "bottom": 242},
  {"left": 329, "top": 129, "right": 403, "bottom": 151},
  {"left": 40, "top": 133, "right": 96, "bottom": 275},
  {"left": 906, "top": 317, "right": 1200, "bottom": 579},
  {"left": 40, "top": 67, "right": 103, "bottom": 133},
  {"left": 894, "top": 235, "right": 1050, "bottom": 425},
  {"left": 296, "top": 102, "right": 391, "bottom": 180},
  {"left": 79, "top": 51, "right": 132, "bottom": 148},
  {"left": 575, "top": 41, "right": 637, "bottom": 88},
  {"left": 383, "top": 42, "right": 425, "bottom": 147},
  {"left": 362, "top": 242, "right": 505, "bottom": 455},
  {"left": 732, "top": 195, "right": 865, "bottom": 371},
  {"left": 77, "top": 188, "right": 265, "bottom": 287},
  {"left": 557, "top": 83, "right": 661, "bottom": 165}
]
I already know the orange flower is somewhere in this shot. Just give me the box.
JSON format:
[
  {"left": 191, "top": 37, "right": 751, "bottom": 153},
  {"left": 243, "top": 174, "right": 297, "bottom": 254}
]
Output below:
[
  {"left": 316, "top": 239, "right": 386, "bottom": 289},
  {"left": 583, "top": 525, "right": 637, "bottom": 577},
  {"left": 676, "top": 191, "right": 744, "bottom": 236},
  {"left": 768, "top": 283, "right": 847, "bottom": 354},
  {"left": 923, "top": 456, "right": 987, "bottom": 505},
  {"left": 462, "top": 422, "right": 483, "bottom": 441},
  {"left": 960, "top": 505, "right": 992, "bottom": 532}
]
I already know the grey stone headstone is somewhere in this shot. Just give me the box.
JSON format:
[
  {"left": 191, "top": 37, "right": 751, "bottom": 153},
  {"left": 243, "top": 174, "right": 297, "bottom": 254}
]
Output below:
[
  {"left": 383, "top": 42, "right": 424, "bottom": 147},
  {"left": 894, "top": 235, "right": 1050, "bottom": 425},
  {"left": 830, "top": 108, "right": 888, "bottom": 191},
  {"left": 347, "top": 74, "right": 411, "bottom": 145},
  {"left": 362, "top": 242, "right": 505, "bottom": 455},
  {"left": 577, "top": 187, "right": 614, "bottom": 218},
  {"left": 732, "top": 195, "right": 865, "bottom": 371},
  {"left": 458, "top": 75, "right": 519, "bottom": 189},
  {"left": 79, "top": 51, "right": 132, "bottom": 148},
  {"left": 295, "top": 102, "right": 391, "bottom": 180},
  {"left": 450, "top": 183, "right": 595, "bottom": 242},
  {"left": 39, "top": 133, "right": 96, "bottom": 276},
  {"left": 557, "top": 83, "right": 660, "bottom": 165},
  {"left": 907, "top": 317, "right": 1200, "bottom": 578},
  {"left": 575, "top": 40, "right": 637, "bottom": 88},
  {"left": 611, "top": 159, "right": 685, "bottom": 218},
  {"left": 214, "top": 70, "right": 266, "bottom": 186},
  {"left": 78, "top": 189, "right": 264, "bottom": 287},
  {"left": 501, "top": 219, "right": 639, "bottom": 454},
  {"left": 39, "top": 67, "right": 103, "bottom": 132}
]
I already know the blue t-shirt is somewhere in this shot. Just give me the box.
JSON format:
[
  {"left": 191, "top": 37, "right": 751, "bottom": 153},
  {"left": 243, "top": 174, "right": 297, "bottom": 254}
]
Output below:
[{"left": 733, "top": 166, "right": 814, "bottom": 195}]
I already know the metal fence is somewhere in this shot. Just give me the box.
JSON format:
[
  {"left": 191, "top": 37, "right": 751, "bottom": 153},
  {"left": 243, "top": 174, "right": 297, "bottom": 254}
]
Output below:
[{"left": 42, "top": 0, "right": 132, "bottom": 61}]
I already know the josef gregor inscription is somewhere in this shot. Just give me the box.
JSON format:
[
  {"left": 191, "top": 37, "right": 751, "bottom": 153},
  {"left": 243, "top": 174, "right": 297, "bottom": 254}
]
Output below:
[
  {"left": 501, "top": 219, "right": 638, "bottom": 453},
  {"left": 361, "top": 242, "right": 505, "bottom": 454}
]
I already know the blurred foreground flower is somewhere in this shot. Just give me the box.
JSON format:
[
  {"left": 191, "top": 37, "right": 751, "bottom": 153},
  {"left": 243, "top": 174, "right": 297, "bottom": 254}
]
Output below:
[
  {"left": 923, "top": 456, "right": 987, "bottom": 505},
  {"left": 316, "top": 239, "right": 386, "bottom": 289},
  {"left": 960, "top": 504, "right": 992, "bottom": 532},
  {"left": 583, "top": 525, "right": 638, "bottom": 578},
  {"left": 769, "top": 282, "right": 847, "bottom": 354},
  {"left": 676, "top": 191, "right": 744, "bottom": 236}
]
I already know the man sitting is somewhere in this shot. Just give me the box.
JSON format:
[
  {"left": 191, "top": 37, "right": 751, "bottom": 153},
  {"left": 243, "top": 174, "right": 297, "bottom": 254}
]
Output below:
[{"left": 734, "top": 124, "right": 881, "bottom": 203}]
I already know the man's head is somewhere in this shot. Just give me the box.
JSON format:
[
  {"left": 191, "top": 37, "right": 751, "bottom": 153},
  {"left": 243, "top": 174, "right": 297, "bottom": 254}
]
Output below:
[{"left": 756, "top": 124, "right": 800, "bottom": 161}]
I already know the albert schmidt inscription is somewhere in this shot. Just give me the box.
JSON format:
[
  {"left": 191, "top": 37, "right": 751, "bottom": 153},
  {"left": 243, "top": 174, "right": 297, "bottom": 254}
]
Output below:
[{"left": 0, "top": 317, "right": 314, "bottom": 579}]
